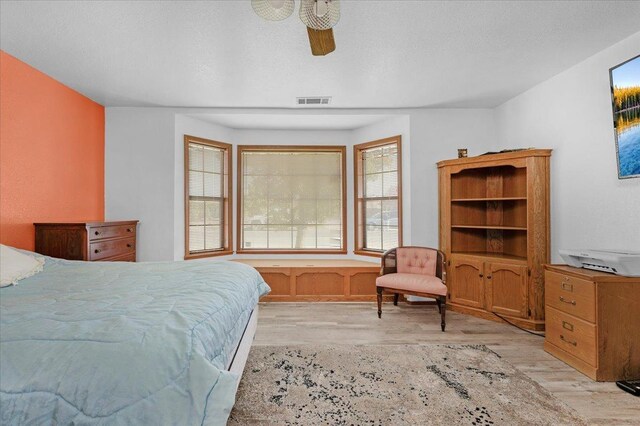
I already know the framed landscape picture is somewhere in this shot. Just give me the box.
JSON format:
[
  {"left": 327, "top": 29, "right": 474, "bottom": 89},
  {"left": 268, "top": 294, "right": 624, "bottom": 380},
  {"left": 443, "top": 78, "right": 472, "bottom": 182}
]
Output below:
[{"left": 610, "top": 54, "right": 640, "bottom": 179}]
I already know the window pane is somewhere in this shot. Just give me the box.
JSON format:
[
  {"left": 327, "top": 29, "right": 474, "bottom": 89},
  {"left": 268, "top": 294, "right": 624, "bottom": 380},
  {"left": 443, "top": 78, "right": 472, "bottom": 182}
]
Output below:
[
  {"left": 189, "top": 226, "right": 205, "bottom": 251},
  {"left": 317, "top": 225, "right": 342, "bottom": 249},
  {"left": 268, "top": 225, "right": 292, "bottom": 249},
  {"left": 205, "top": 225, "right": 222, "bottom": 250},
  {"left": 364, "top": 173, "right": 383, "bottom": 198},
  {"left": 205, "top": 200, "right": 221, "bottom": 225},
  {"left": 204, "top": 173, "right": 222, "bottom": 198},
  {"left": 243, "top": 225, "right": 267, "bottom": 249},
  {"left": 382, "top": 171, "right": 398, "bottom": 197},
  {"left": 189, "top": 171, "right": 204, "bottom": 197},
  {"left": 293, "top": 200, "right": 317, "bottom": 225},
  {"left": 189, "top": 145, "right": 204, "bottom": 171},
  {"left": 244, "top": 175, "right": 269, "bottom": 199},
  {"left": 241, "top": 150, "right": 344, "bottom": 250},
  {"left": 189, "top": 200, "right": 205, "bottom": 225},
  {"left": 203, "top": 147, "right": 223, "bottom": 173},
  {"left": 382, "top": 226, "right": 398, "bottom": 250},
  {"left": 364, "top": 148, "right": 383, "bottom": 174},
  {"left": 317, "top": 199, "right": 341, "bottom": 225},
  {"left": 365, "top": 200, "right": 383, "bottom": 226},
  {"left": 293, "top": 226, "right": 317, "bottom": 249},
  {"left": 382, "top": 146, "right": 398, "bottom": 172},
  {"left": 365, "top": 225, "right": 383, "bottom": 251},
  {"left": 268, "top": 199, "right": 291, "bottom": 225}
]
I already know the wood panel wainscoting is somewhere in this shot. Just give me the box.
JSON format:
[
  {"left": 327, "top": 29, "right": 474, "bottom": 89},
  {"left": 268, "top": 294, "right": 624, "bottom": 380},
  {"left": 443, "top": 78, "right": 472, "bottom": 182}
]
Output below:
[
  {"left": 34, "top": 221, "right": 139, "bottom": 262},
  {"left": 232, "top": 259, "right": 391, "bottom": 302},
  {"left": 544, "top": 265, "right": 640, "bottom": 381},
  {"left": 438, "top": 149, "right": 551, "bottom": 331}
]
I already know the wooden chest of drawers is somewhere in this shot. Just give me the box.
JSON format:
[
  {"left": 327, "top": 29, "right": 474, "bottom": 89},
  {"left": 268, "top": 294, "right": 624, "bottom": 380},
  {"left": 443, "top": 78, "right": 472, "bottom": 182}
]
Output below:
[
  {"left": 35, "top": 221, "right": 138, "bottom": 262},
  {"left": 544, "top": 265, "right": 640, "bottom": 381}
]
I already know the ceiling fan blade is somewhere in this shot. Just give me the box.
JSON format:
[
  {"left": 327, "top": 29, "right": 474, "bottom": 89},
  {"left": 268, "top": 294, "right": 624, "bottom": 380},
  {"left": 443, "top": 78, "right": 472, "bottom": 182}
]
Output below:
[{"left": 306, "top": 27, "right": 336, "bottom": 56}]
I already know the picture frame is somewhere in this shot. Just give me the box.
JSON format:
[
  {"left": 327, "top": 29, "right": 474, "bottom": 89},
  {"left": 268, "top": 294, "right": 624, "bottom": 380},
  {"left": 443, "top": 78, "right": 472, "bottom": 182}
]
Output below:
[{"left": 609, "top": 54, "right": 640, "bottom": 179}]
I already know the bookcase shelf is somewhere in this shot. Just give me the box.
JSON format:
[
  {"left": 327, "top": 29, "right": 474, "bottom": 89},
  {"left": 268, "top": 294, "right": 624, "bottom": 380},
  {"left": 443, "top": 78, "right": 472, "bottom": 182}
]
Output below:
[{"left": 438, "top": 149, "right": 551, "bottom": 331}]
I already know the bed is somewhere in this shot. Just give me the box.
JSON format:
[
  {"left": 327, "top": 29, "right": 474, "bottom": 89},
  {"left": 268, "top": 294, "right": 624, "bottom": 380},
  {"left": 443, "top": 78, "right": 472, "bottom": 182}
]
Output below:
[{"left": 0, "top": 252, "right": 270, "bottom": 425}]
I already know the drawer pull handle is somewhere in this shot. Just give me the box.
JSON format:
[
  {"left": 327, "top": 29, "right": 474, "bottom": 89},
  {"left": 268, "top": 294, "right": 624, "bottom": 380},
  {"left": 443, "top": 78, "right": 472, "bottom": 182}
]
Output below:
[
  {"left": 94, "top": 249, "right": 100, "bottom": 254},
  {"left": 560, "top": 335, "right": 577, "bottom": 346},
  {"left": 479, "top": 273, "right": 483, "bottom": 278},
  {"left": 487, "top": 275, "right": 492, "bottom": 279},
  {"left": 94, "top": 231, "right": 100, "bottom": 236},
  {"left": 126, "top": 243, "right": 132, "bottom": 248},
  {"left": 559, "top": 296, "right": 576, "bottom": 305},
  {"left": 561, "top": 282, "right": 573, "bottom": 291},
  {"left": 127, "top": 228, "right": 132, "bottom": 233},
  {"left": 562, "top": 321, "right": 574, "bottom": 331}
]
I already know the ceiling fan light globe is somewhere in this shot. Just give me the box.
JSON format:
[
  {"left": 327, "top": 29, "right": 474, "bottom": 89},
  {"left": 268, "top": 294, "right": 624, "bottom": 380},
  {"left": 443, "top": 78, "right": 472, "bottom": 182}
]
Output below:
[
  {"left": 299, "top": 0, "right": 340, "bottom": 30},
  {"left": 252, "top": 0, "right": 295, "bottom": 21}
]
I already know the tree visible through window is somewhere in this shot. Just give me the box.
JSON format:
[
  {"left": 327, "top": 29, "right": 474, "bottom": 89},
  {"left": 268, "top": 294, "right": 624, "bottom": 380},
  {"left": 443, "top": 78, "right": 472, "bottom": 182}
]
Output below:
[
  {"left": 238, "top": 146, "right": 346, "bottom": 253},
  {"left": 184, "top": 136, "right": 232, "bottom": 258},
  {"left": 354, "top": 136, "right": 402, "bottom": 254}
]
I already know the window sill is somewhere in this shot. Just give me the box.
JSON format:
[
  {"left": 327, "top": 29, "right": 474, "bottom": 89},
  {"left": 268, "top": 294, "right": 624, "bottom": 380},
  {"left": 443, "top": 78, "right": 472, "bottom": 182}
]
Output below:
[
  {"left": 354, "top": 250, "right": 384, "bottom": 258},
  {"left": 184, "top": 250, "right": 234, "bottom": 260},
  {"left": 236, "top": 249, "right": 347, "bottom": 255}
]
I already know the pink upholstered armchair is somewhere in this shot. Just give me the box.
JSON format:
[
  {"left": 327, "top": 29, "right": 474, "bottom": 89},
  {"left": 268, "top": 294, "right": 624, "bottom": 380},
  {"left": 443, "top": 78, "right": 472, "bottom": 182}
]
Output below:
[{"left": 376, "top": 246, "right": 448, "bottom": 331}]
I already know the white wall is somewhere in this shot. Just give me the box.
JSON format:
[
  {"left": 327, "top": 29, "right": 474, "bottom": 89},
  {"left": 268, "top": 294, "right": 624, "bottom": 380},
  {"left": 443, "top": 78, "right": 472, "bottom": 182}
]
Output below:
[
  {"left": 105, "top": 109, "right": 176, "bottom": 261},
  {"left": 494, "top": 32, "right": 640, "bottom": 261},
  {"left": 106, "top": 108, "right": 496, "bottom": 261}
]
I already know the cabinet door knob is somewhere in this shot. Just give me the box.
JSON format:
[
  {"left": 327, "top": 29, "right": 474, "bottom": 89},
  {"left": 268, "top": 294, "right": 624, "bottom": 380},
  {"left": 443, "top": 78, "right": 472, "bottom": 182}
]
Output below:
[
  {"left": 94, "top": 249, "right": 100, "bottom": 254},
  {"left": 94, "top": 231, "right": 100, "bottom": 235},
  {"left": 487, "top": 275, "right": 492, "bottom": 279},
  {"left": 479, "top": 273, "right": 483, "bottom": 278}
]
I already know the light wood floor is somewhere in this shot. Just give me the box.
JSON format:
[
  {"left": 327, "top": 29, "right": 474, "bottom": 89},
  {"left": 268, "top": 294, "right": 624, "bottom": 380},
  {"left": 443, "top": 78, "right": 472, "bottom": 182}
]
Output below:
[{"left": 254, "top": 302, "right": 640, "bottom": 425}]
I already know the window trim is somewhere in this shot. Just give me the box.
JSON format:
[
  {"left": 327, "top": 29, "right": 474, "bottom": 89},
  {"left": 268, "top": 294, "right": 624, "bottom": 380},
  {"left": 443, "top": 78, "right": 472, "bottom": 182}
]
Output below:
[
  {"left": 236, "top": 145, "right": 348, "bottom": 254},
  {"left": 184, "top": 135, "right": 233, "bottom": 259},
  {"left": 353, "top": 136, "right": 403, "bottom": 257}
]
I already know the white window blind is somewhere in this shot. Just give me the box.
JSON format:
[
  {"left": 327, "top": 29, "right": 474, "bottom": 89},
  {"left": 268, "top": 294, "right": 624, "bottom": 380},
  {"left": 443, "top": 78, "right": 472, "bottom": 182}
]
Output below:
[
  {"left": 360, "top": 142, "right": 400, "bottom": 251},
  {"left": 187, "top": 142, "right": 225, "bottom": 253},
  {"left": 240, "top": 148, "right": 345, "bottom": 251}
]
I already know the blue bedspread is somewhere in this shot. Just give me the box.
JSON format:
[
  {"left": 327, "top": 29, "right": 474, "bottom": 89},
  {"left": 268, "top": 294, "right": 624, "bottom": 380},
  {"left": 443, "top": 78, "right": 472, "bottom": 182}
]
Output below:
[{"left": 0, "top": 256, "right": 270, "bottom": 425}]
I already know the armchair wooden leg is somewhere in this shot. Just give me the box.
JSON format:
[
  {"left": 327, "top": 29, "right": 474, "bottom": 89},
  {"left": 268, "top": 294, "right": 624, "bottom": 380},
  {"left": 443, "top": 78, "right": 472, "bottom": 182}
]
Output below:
[
  {"left": 440, "top": 296, "right": 446, "bottom": 332},
  {"left": 436, "top": 298, "right": 442, "bottom": 314},
  {"left": 377, "top": 287, "right": 383, "bottom": 319},
  {"left": 393, "top": 293, "right": 399, "bottom": 306}
]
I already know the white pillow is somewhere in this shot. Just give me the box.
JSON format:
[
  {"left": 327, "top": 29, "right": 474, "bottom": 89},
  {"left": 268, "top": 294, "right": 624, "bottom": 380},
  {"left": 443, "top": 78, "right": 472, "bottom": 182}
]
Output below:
[{"left": 0, "top": 245, "right": 45, "bottom": 287}]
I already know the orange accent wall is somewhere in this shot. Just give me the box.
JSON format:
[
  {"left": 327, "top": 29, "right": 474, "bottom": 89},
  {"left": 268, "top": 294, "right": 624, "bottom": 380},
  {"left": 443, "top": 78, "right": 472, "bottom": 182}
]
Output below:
[{"left": 0, "top": 51, "right": 105, "bottom": 250}]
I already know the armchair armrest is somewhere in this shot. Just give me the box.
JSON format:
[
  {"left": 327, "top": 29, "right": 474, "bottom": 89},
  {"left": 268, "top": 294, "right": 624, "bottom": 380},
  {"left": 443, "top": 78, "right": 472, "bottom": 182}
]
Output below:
[
  {"left": 380, "top": 248, "right": 398, "bottom": 275},
  {"left": 436, "top": 250, "right": 447, "bottom": 285}
]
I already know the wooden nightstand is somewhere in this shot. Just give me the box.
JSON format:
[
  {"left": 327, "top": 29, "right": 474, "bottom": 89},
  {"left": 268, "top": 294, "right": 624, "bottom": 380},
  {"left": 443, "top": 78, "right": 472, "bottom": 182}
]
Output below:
[
  {"left": 544, "top": 264, "right": 640, "bottom": 381},
  {"left": 34, "top": 221, "right": 139, "bottom": 262}
]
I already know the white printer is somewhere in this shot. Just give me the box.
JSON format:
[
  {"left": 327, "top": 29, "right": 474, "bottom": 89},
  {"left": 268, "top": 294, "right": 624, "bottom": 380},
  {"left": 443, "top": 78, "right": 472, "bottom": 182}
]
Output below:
[{"left": 559, "top": 249, "right": 640, "bottom": 277}]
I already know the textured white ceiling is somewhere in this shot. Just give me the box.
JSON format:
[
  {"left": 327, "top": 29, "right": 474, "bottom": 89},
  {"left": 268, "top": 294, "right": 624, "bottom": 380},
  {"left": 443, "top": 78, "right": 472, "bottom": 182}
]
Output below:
[
  {"left": 187, "top": 113, "right": 394, "bottom": 130},
  {"left": 1, "top": 1, "right": 639, "bottom": 108}
]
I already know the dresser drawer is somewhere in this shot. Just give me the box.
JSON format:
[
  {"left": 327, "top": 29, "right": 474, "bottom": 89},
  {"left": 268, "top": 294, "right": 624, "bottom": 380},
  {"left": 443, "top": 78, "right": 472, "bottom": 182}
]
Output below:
[
  {"left": 107, "top": 252, "right": 136, "bottom": 262},
  {"left": 90, "top": 237, "right": 135, "bottom": 261},
  {"left": 546, "top": 306, "right": 597, "bottom": 366},
  {"left": 89, "top": 224, "right": 136, "bottom": 241},
  {"left": 545, "top": 270, "right": 595, "bottom": 322}
]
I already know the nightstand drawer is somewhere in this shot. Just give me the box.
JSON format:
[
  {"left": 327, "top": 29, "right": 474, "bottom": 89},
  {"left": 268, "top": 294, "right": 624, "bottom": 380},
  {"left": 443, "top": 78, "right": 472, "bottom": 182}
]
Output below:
[
  {"left": 546, "top": 306, "right": 596, "bottom": 366},
  {"left": 90, "top": 237, "right": 135, "bottom": 261},
  {"left": 89, "top": 224, "right": 136, "bottom": 241},
  {"left": 545, "top": 270, "right": 595, "bottom": 322}
]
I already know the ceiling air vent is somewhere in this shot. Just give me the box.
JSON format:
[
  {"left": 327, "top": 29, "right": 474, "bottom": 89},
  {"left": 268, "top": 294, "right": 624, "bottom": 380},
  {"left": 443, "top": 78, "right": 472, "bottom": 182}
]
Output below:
[{"left": 297, "top": 96, "right": 331, "bottom": 106}]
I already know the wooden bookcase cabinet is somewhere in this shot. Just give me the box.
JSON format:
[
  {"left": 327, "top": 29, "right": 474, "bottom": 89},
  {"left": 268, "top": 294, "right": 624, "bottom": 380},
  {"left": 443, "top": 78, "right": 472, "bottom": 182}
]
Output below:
[{"left": 438, "top": 150, "right": 551, "bottom": 331}]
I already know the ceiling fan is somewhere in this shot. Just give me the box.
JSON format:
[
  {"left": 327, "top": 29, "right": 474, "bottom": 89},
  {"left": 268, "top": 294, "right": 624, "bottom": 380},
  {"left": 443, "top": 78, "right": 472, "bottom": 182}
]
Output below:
[{"left": 252, "top": 0, "right": 340, "bottom": 56}]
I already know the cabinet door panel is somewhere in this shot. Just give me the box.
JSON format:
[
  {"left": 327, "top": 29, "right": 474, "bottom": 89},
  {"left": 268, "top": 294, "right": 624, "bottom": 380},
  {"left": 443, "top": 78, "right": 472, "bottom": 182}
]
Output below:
[
  {"left": 449, "top": 258, "right": 484, "bottom": 308},
  {"left": 486, "top": 262, "right": 528, "bottom": 318}
]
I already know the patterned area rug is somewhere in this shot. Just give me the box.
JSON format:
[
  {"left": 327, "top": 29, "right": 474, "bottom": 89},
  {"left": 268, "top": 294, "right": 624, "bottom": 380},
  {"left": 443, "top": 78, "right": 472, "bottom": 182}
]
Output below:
[{"left": 229, "top": 345, "right": 585, "bottom": 425}]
